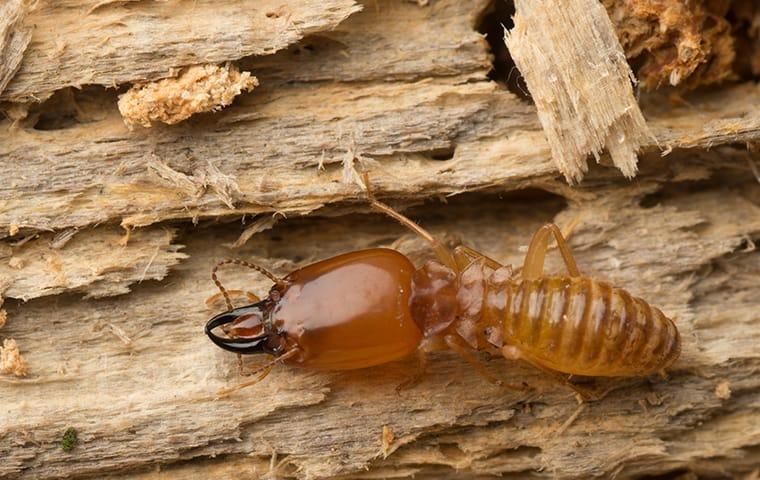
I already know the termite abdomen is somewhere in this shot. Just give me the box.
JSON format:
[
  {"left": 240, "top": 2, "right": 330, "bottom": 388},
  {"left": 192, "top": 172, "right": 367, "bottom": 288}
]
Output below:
[{"left": 497, "top": 277, "right": 680, "bottom": 377}]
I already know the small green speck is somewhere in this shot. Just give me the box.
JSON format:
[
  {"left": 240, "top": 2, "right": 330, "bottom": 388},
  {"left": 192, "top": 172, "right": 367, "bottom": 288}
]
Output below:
[{"left": 61, "top": 427, "right": 78, "bottom": 453}]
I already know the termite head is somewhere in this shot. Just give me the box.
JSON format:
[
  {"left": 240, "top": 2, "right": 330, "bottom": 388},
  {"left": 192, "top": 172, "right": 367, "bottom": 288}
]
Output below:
[{"left": 205, "top": 299, "right": 287, "bottom": 356}]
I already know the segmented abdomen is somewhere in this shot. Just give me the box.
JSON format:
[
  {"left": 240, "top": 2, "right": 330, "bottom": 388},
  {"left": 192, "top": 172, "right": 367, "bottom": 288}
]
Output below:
[{"left": 493, "top": 277, "right": 680, "bottom": 377}]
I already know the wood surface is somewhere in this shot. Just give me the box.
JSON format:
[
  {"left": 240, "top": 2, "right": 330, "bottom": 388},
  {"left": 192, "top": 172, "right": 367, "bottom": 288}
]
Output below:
[
  {"left": 506, "top": 0, "right": 651, "bottom": 182},
  {"left": 0, "top": 0, "right": 758, "bottom": 479}
]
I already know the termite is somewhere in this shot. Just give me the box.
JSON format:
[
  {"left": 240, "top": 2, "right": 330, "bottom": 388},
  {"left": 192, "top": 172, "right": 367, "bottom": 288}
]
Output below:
[{"left": 206, "top": 180, "right": 681, "bottom": 396}]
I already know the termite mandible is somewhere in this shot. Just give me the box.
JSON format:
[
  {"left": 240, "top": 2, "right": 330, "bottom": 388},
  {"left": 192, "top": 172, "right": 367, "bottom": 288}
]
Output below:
[{"left": 205, "top": 178, "right": 681, "bottom": 397}]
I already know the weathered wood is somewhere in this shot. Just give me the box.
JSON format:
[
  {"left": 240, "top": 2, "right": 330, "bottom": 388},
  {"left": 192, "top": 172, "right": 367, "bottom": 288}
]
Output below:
[
  {"left": 1, "top": 0, "right": 361, "bottom": 102},
  {"left": 1, "top": 79, "right": 759, "bottom": 238},
  {"left": 240, "top": 0, "right": 492, "bottom": 84},
  {"left": 2, "top": 162, "right": 759, "bottom": 479},
  {"left": 0, "top": 0, "right": 32, "bottom": 97},
  {"left": 0, "top": 226, "right": 186, "bottom": 301},
  {"left": 1, "top": 0, "right": 759, "bottom": 479},
  {"left": 505, "top": 0, "right": 653, "bottom": 183}
]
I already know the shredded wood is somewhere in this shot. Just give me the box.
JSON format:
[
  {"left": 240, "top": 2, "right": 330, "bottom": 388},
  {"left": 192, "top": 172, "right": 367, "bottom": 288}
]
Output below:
[
  {"left": 0, "top": 1, "right": 758, "bottom": 478},
  {"left": 1, "top": 0, "right": 361, "bottom": 102},
  {"left": 0, "top": 0, "right": 32, "bottom": 96},
  {"left": 381, "top": 425, "right": 395, "bottom": 458},
  {"left": 118, "top": 64, "right": 258, "bottom": 128},
  {"left": 603, "top": 0, "right": 736, "bottom": 90},
  {"left": 505, "top": 0, "right": 653, "bottom": 183},
  {"left": 0, "top": 338, "right": 27, "bottom": 377}
]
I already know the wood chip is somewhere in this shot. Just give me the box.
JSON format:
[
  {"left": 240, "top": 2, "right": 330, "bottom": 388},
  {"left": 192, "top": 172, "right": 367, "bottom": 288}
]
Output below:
[
  {"left": 715, "top": 380, "right": 731, "bottom": 400},
  {"left": 505, "top": 0, "right": 654, "bottom": 183}
]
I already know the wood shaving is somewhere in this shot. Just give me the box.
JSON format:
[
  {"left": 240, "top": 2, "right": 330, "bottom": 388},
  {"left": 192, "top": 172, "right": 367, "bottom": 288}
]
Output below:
[
  {"left": 505, "top": 0, "right": 653, "bottom": 183},
  {"left": 8, "top": 257, "right": 24, "bottom": 270},
  {"left": 381, "top": 425, "right": 395, "bottom": 458}
]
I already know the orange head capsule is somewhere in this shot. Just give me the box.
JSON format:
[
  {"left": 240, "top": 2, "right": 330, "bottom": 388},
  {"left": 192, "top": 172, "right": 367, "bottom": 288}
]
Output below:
[{"left": 206, "top": 248, "right": 423, "bottom": 370}]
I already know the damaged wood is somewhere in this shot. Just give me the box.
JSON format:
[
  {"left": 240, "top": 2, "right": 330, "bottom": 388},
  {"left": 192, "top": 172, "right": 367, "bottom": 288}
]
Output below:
[
  {"left": 0, "top": 0, "right": 32, "bottom": 97},
  {"left": 0, "top": 227, "right": 186, "bottom": 301},
  {"left": 602, "top": 0, "right": 737, "bottom": 90},
  {"left": 0, "top": 0, "right": 758, "bottom": 479},
  {"left": 0, "top": 0, "right": 361, "bottom": 103},
  {"left": 1, "top": 166, "right": 758, "bottom": 479},
  {"left": 1, "top": 77, "right": 758, "bottom": 237},
  {"left": 505, "top": 0, "right": 653, "bottom": 183}
]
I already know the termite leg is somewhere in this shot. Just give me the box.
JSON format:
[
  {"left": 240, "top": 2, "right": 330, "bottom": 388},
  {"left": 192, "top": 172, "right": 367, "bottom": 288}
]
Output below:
[
  {"left": 502, "top": 345, "right": 612, "bottom": 401},
  {"left": 362, "top": 173, "right": 458, "bottom": 270},
  {"left": 217, "top": 365, "right": 274, "bottom": 398},
  {"left": 237, "top": 355, "right": 273, "bottom": 377},
  {"left": 395, "top": 349, "right": 428, "bottom": 393},
  {"left": 522, "top": 223, "right": 581, "bottom": 280},
  {"left": 205, "top": 290, "right": 261, "bottom": 309},
  {"left": 216, "top": 349, "right": 301, "bottom": 398},
  {"left": 446, "top": 336, "right": 529, "bottom": 392},
  {"left": 453, "top": 245, "right": 503, "bottom": 270}
]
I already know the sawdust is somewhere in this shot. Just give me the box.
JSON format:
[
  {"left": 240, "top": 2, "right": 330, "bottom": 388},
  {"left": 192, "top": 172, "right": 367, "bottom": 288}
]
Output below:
[
  {"left": 118, "top": 64, "right": 258, "bottom": 128},
  {"left": 1, "top": 338, "right": 28, "bottom": 377},
  {"left": 715, "top": 380, "right": 731, "bottom": 400}
]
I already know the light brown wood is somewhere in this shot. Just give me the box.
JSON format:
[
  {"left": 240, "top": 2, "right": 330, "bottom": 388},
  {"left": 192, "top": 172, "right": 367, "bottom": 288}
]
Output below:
[
  {"left": 1, "top": 0, "right": 361, "bottom": 102},
  {"left": 2, "top": 164, "right": 759, "bottom": 479},
  {"left": 0, "top": 226, "right": 186, "bottom": 301},
  {"left": 0, "top": 0, "right": 32, "bottom": 97},
  {"left": 505, "top": 0, "right": 652, "bottom": 183},
  {"left": 1, "top": 1, "right": 758, "bottom": 479}
]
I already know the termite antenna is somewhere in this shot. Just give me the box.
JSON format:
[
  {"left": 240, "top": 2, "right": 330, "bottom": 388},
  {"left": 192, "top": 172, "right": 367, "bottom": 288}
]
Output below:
[
  {"left": 211, "top": 259, "right": 285, "bottom": 311},
  {"left": 362, "top": 172, "right": 376, "bottom": 201},
  {"left": 361, "top": 173, "right": 457, "bottom": 270}
]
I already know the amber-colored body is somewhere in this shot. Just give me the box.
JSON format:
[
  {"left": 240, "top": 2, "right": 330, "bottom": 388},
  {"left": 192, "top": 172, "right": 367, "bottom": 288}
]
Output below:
[
  {"left": 413, "top": 261, "right": 681, "bottom": 377},
  {"left": 206, "top": 187, "right": 680, "bottom": 394},
  {"left": 273, "top": 249, "right": 420, "bottom": 370}
]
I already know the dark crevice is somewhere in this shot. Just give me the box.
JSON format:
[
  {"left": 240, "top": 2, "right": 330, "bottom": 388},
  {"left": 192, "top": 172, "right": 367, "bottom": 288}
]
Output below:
[
  {"left": 427, "top": 147, "right": 455, "bottom": 161},
  {"left": 30, "top": 86, "right": 119, "bottom": 131},
  {"left": 477, "top": 0, "right": 530, "bottom": 100}
]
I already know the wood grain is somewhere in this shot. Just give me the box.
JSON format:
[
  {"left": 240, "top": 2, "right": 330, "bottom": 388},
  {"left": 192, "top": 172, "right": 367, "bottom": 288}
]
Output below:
[
  {"left": 0, "top": 0, "right": 758, "bottom": 479},
  {"left": 1, "top": 0, "right": 361, "bottom": 102},
  {"left": 0, "top": 226, "right": 186, "bottom": 301},
  {"left": 505, "top": 0, "right": 652, "bottom": 183},
  {"left": 2, "top": 167, "right": 759, "bottom": 479},
  {"left": 0, "top": 0, "right": 32, "bottom": 97}
]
